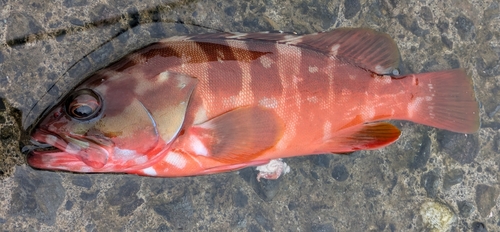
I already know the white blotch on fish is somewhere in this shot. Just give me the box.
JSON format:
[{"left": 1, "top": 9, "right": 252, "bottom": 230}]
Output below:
[
  {"left": 308, "top": 65, "right": 318, "bottom": 73},
  {"left": 307, "top": 96, "right": 318, "bottom": 103},
  {"left": 375, "top": 75, "right": 392, "bottom": 84},
  {"left": 407, "top": 97, "right": 424, "bottom": 118},
  {"left": 114, "top": 147, "right": 139, "bottom": 158},
  {"left": 134, "top": 156, "right": 148, "bottom": 165},
  {"left": 259, "top": 56, "right": 274, "bottom": 68},
  {"left": 142, "top": 167, "right": 157, "bottom": 176},
  {"left": 330, "top": 44, "right": 340, "bottom": 56},
  {"left": 323, "top": 121, "right": 332, "bottom": 142},
  {"left": 165, "top": 151, "right": 187, "bottom": 169},
  {"left": 362, "top": 106, "right": 376, "bottom": 120},
  {"left": 158, "top": 71, "right": 170, "bottom": 83},
  {"left": 190, "top": 137, "right": 208, "bottom": 157},
  {"left": 259, "top": 97, "right": 278, "bottom": 109}
]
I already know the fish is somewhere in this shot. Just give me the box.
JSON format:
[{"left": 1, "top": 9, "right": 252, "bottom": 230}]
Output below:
[{"left": 27, "top": 28, "right": 480, "bottom": 179}]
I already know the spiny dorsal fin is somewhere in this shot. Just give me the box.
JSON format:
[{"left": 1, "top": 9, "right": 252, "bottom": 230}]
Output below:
[
  {"left": 188, "top": 106, "right": 284, "bottom": 163},
  {"left": 168, "top": 28, "right": 401, "bottom": 75}
]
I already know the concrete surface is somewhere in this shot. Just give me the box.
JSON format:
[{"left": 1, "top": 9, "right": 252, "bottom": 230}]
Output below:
[{"left": 0, "top": 0, "right": 499, "bottom": 231}]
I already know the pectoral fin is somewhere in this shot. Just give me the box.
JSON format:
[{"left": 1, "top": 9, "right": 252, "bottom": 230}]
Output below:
[{"left": 189, "top": 106, "right": 284, "bottom": 163}]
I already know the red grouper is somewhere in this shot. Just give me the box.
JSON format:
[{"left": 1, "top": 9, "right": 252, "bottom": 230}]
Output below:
[{"left": 28, "top": 28, "right": 480, "bottom": 180}]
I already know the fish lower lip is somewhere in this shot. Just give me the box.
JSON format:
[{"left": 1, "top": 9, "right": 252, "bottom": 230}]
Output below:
[
  {"left": 22, "top": 137, "right": 59, "bottom": 153},
  {"left": 33, "top": 146, "right": 60, "bottom": 152},
  {"left": 26, "top": 142, "right": 60, "bottom": 153}
]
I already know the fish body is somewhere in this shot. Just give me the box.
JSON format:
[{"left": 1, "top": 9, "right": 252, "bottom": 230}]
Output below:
[{"left": 28, "top": 28, "right": 480, "bottom": 178}]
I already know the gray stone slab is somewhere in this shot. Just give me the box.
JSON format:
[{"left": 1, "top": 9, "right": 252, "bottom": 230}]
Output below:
[{"left": 1, "top": 0, "right": 499, "bottom": 231}]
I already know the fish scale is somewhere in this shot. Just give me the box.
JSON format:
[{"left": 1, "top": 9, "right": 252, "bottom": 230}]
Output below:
[{"left": 27, "top": 28, "right": 480, "bottom": 179}]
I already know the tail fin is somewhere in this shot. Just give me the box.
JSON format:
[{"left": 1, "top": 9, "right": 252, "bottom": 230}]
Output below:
[{"left": 408, "top": 69, "right": 480, "bottom": 133}]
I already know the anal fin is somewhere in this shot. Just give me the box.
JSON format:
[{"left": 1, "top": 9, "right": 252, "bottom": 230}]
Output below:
[
  {"left": 188, "top": 106, "right": 284, "bottom": 163},
  {"left": 321, "top": 122, "right": 401, "bottom": 153}
]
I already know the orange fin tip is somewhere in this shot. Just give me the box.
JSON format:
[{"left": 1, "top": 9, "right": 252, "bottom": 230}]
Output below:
[{"left": 321, "top": 122, "right": 401, "bottom": 153}]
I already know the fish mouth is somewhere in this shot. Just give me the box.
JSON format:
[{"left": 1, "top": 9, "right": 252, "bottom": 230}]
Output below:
[
  {"left": 27, "top": 139, "right": 60, "bottom": 153},
  {"left": 30, "top": 129, "right": 74, "bottom": 153},
  {"left": 28, "top": 129, "right": 85, "bottom": 170},
  {"left": 28, "top": 129, "right": 111, "bottom": 170}
]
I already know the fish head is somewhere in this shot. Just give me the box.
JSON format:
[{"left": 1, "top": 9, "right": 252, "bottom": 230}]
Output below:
[{"left": 28, "top": 69, "right": 198, "bottom": 173}]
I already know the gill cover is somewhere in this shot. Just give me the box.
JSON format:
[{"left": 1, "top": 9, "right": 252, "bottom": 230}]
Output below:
[{"left": 81, "top": 70, "right": 199, "bottom": 167}]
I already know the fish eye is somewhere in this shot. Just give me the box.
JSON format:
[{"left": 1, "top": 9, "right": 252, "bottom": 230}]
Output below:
[{"left": 65, "top": 89, "right": 103, "bottom": 121}]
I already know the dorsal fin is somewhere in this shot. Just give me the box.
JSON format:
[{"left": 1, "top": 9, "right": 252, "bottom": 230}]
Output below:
[
  {"left": 169, "top": 28, "right": 401, "bottom": 75},
  {"left": 291, "top": 28, "right": 401, "bottom": 74}
]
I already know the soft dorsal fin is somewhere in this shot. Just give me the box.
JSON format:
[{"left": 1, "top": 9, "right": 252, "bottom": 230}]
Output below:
[
  {"left": 319, "top": 122, "right": 401, "bottom": 153},
  {"left": 188, "top": 106, "right": 284, "bottom": 163},
  {"left": 172, "top": 28, "right": 401, "bottom": 75},
  {"left": 291, "top": 28, "right": 401, "bottom": 75}
]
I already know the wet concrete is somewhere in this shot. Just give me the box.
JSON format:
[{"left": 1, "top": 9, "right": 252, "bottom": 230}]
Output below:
[{"left": 1, "top": 0, "right": 499, "bottom": 231}]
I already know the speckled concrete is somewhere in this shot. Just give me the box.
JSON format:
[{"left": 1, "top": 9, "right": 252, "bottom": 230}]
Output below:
[{"left": 0, "top": 0, "right": 499, "bottom": 231}]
